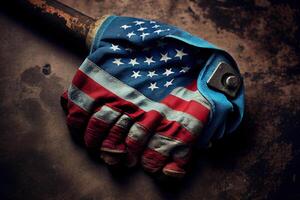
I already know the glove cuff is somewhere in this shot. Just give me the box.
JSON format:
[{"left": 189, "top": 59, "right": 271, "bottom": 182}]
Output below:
[{"left": 197, "top": 52, "right": 245, "bottom": 147}]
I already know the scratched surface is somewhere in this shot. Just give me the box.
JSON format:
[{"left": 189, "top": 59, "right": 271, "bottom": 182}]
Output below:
[{"left": 0, "top": 0, "right": 299, "bottom": 199}]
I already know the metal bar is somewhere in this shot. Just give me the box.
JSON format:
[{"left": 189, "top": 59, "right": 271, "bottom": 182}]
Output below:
[
  {"left": 15, "top": 0, "right": 96, "bottom": 41},
  {"left": 0, "top": 0, "right": 98, "bottom": 49}
]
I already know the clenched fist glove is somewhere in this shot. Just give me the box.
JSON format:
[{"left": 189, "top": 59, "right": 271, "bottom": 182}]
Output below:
[{"left": 61, "top": 16, "right": 245, "bottom": 177}]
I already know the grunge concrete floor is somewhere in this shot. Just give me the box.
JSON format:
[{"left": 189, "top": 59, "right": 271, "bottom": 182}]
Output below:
[{"left": 0, "top": 0, "right": 299, "bottom": 199}]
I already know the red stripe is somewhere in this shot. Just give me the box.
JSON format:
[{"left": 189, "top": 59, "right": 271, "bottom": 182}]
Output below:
[
  {"left": 84, "top": 116, "right": 111, "bottom": 148},
  {"left": 155, "top": 121, "right": 197, "bottom": 144},
  {"left": 133, "top": 110, "right": 163, "bottom": 132},
  {"left": 161, "top": 94, "right": 210, "bottom": 124},
  {"left": 67, "top": 100, "right": 91, "bottom": 128}
]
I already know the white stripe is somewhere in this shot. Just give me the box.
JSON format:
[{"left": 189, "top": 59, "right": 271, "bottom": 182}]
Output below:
[
  {"left": 147, "top": 134, "right": 185, "bottom": 156},
  {"left": 79, "top": 59, "right": 203, "bottom": 135},
  {"left": 68, "top": 84, "right": 94, "bottom": 112},
  {"left": 115, "top": 114, "right": 132, "bottom": 129},
  {"left": 128, "top": 123, "right": 149, "bottom": 144},
  {"left": 170, "top": 87, "right": 211, "bottom": 109},
  {"left": 93, "top": 105, "right": 121, "bottom": 124}
]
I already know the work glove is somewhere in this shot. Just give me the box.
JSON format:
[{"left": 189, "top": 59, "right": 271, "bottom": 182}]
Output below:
[{"left": 61, "top": 16, "right": 245, "bottom": 177}]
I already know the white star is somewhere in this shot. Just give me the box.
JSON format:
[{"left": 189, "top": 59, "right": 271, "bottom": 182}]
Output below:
[
  {"left": 164, "top": 79, "right": 174, "bottom": 87},
  {"left": 140, "top": 32, "right": 150, "bottom": 40},
  {"left": 150, "top": 21, "right": 156, "bottom": 24},
  {"left": 160, "top": 53, "right": 171, "bottom": 62},
  {"left": 131, "top": 71, "right": 142, "bottom": 79},
  {"left": 121, "top": 24, "right": 131, "bottom": 30},
  {"left": 163, "top": 68, "right": 174, "bottom": 76},
  {"left": 180, "top": 66, "right": 190, "bottom": 73},
  {"left": 137, "top": 27, "right": 147, "bottom": 31},
  {"left": 147, "top": 70, "right": 158, "bottom": 78},
  {"left": 152, "top": 25, "right": 160, "bottom": 28},
  {"left": 129, "top": 58, "right": 139, "bottom": 66},
  {"left": 110, "top": 44, "right": 120, "bottom": 51},
  {"left": 134, "top": 21, "right": 145, "bottom": 25},
  {"left": 148, "top": 82, "right": 159, "bottom": 91},
  {"left": 175, "top": 49, "right": 188, "bottom": 60},
  {"left": 112, "top": 58, "right": 124, "bottom": 66},
  {"left": 127, "top": 31, "right": 136, "bottom": 38},
  {"left": 154, "top": 29, "right": 164, "bottom": 34},
  {"left": 144, "top": 57, "right": 155, "bottom": 65}
]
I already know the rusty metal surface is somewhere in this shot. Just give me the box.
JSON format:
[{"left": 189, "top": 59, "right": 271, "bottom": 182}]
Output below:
[
  {"left": 24, "top": 0, "right": 94, "bottom": 41},
  {"left": 0, "top": 0, "right": 299, "bottom": 199},
  {"left": 0, "top": 0, "right": 95, "bottom": 48}
]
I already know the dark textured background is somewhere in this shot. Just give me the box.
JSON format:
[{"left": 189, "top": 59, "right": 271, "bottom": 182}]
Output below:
[{"left": 0, "top": 0, "right": 299, "bottom": 199}]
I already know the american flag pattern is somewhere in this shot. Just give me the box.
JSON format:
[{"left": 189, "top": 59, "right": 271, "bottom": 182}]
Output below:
[{"left": 62, "top": 16, "right": 213, "bottom": 176}]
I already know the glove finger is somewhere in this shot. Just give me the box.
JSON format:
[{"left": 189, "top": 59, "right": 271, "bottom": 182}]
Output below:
[
  {"left": 162, "top": 146, "right": 192, "bottom": 178},
  {"left": 142, "top": 122, "right": 195, "bottom": 173},
  {"left": 101, "top": 114, "right": 133, "bottom": 154},
  {"left": 84, "top": 105, "right": 122, "bottom": 149},
  {"left": 125, "top": 111, "right": 163, "bottom": 167},
  {"left": 100, "top": 114, "right": 133, "bottom": 165}
]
